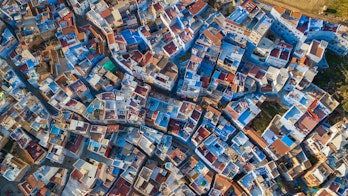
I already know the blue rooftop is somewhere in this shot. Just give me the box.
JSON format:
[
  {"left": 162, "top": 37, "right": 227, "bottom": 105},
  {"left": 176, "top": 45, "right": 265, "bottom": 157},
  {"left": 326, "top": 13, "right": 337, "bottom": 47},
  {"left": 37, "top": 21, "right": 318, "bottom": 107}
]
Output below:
[
  {"left": 233, "top": 131, "right": 249, "bottom": 146},
  {"left": 214, "top": 124, "right": 236, "bottom": 141},
  {"left": 252, "top": 15, "right": 272, "bottom": 31},
  {"left": 282, "top": 135, "right": 294, "bottom": 147},
  {"left": 120, "top": 29, "right": 149, "bottom": 51},
  {"left": 26, "top": 59, "right": 36, "bottom": 69},
  {"left": 2, "top": 28, "right": 14, "bottom": 41},
  {"left": 48, "top": 82, "right": 59, "bottom": 92},
  {"left": 309, "top": 18, "right": 324, "bottom": 31},
  {"left": 284, "top": 106, "right": 301, "bottom": 120},
  {"left": 227, "top": 7, "right": 249, "bottom": 25},
  {"left": 254, "top": 147, "right": 266, "bottom": 161},
  {"left": 199, "top": 59, "right": 215, "bottom": 77},
  {"left": 238, "top": 109, "right": 252, "bottom": 126},
  {"left": 51, "top": 125, "right": 61, "bottom": 135},
  {"left": 240, "top": 172, "right": 254, "bottom": 188},
  {"left": 120, "top": 29, "right": 137, "bottom": 45},
  {"left": 212, "top": 70, "right": 221, "bottom": 79}
]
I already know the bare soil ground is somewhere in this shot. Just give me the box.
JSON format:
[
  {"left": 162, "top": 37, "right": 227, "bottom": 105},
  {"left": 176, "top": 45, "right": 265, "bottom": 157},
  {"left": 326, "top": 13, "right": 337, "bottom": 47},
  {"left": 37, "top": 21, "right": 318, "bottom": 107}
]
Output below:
[{"left": 258, "top": 0, "right": 348, "bottom": 24}]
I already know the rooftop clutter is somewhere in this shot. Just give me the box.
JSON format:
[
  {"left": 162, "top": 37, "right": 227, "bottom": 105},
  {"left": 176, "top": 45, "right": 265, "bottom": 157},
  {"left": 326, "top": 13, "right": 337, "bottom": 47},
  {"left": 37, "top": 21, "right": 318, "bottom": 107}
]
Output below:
[{"left": 0, "top": 0, "right": 346, "bottom": 196}]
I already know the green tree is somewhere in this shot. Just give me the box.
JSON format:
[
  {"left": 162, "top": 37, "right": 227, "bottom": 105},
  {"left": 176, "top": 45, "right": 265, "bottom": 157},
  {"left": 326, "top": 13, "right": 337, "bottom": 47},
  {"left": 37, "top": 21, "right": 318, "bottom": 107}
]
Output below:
[{"left": 342, "top": 102, "right": 348, "bottom": 113}]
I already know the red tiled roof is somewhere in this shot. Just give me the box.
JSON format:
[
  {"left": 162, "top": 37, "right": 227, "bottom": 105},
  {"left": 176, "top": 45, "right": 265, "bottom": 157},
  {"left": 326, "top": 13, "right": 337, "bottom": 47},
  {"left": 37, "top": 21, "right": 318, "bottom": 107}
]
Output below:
[
  {"left": 241, "top": 0, "right": 257, "bottom": 13},
  {"left": 59, "top": 12, "right": 74, "bottom": 27},
  {"left": 163, "top": 32, "right": 174, "bottom": 43},
  {"left": 280, "top": 51, "right": 289, "bottom": 60},
  {"left": 115, "top": 35, "right": 126, "bottom": 43},
  {"left": 60, "top": 40, "right": 69, "bottom": 47},
  {"left": 165, "top": 7, "right": 177, "bottom": 19},
  {"left": 153, "top": 2, "right": 163, "bottom": 11},
  {"left": 225, "top": 19, "right": 240, "bottom": 26},
  {"left": 10, "top": 50, "right": 17, "bottom": 58},
  {"left": 26, "top": 175, "right": 39, "bottom": 191},
  {"left": 62, "top": 26, "right": 75, "bottom": 35},
  {"left": 121, "top": 59, "right": 132, "bottom": 68},
  {"left": 290, "top": 11, "right": 302, "bottom": 19},
  {"left": 101, "top": 92, "right": 116, "bottom": 100},
  {"left": 139, "top": 51, "right": 152, "bottom": 67},
  {"left": 180, "top": 29, "right": 193, "bottom": 43},
  {"left": 317, "top": 189, "right": 335, "bottom": 196},
  {"left": 168, "top": 119, "right": 183, "bottom": 134},
  {"left": 170, "top": 24, "right": 182, "bottom": 34},
  {"left": 274, "top": 6, "right": 285, "bottom": 15},
  {"left": 323, "top": 25, "right": 338, "bottom": 32},
  {"left": 205, "top": 152, "right": 217, "bottom": 163},
  {"left": 190, "top": 55, "right": 202, "bottom": 64},
  {"left": 187, "top": 0, "right": 207, "bottom": 16},
  {"left": 201, "top": 76, "right": 210, "bottom": 88},
  {"left": 329, "top": 183, "right": 340, "bottom": 192},
  {"left": 108, "top": 177, "right": 132, "bottom": 196},
  {"left": 191, "top": 109, "right": 201, "bottom": 122},
  {"left": 18, "top": 181, "right": 32, "bottom": 195},
  {"left": 270, "top": 48, "right": 280, "bottom": 57},
  {"left": 131, "top": 50, "right": 143, "bottom": 63},
  {"left": 225, "top": 105, "right": 240, "bottom": 120},
  {"left": 71, "top": 169, "right": 83, "bottom": 181},
  {"left": 18, "top": 64, "right": 29, "bottom": 73},
  {"left": 107, "top": 32, "right": 115, "bottom": 45},
  {"left": 99, "top": 8, "right": 112, "bottom": 18},
  {"left": 197, "top": 126, "right": 210, "bottom": 138},
  {"left": 297, "top": 22, "right": 308, "bottom": 33},
  {"left": 65, "top": 134, "right": 83, "bottom": 154},
  {"left": 218, "top": 72, "right": 226, "bottom": 80},
  {"left": 25, "top": 141, "right": 45, "bottom": 162},
  {"left": 310, "top": 41, "right": 324, "bottom": 57},
  {"left": 141, "top": 27, "right": 151, "bottom": 37},
  {"left": 244, "top": 127, "right": 268, "bottom": 149},
  {"left": 163, "top": 42, "right": 177, "bottom": 55},
  {"left": 203, "top": 29, "right": 222, "bottom": 47},
  {"left": 155, "top": 172, "right": 168, "bottom": 184},
  {"left": 296, "top": 112, "right": 319, "bottom": 132},
  {"left": 135, "top": 85, "right": 148, "bottom": 96},
  {"left": 249, "top": 66, "right": 259, "bottom": 76},
  {"left": 269, "top": 139, "right": 290, "bottom": 157},
  {"left": 255, "top": 71, "right": 265, "bottom": 79},
  {"left": 225, "top": 73, "right": 235, "bottom": 84},
  {"left": 279, "top": 42, "right": 293, "bottom": 50}
]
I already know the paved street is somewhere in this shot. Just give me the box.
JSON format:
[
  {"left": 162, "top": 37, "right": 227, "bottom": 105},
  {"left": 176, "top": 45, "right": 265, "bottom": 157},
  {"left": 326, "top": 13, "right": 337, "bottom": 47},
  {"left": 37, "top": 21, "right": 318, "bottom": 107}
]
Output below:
[
  {"left": 0, "top": 177, "right": 24, "bottom": 196},
  {"left": 5, "top": 58, "right": 58, "bottom": 115}
]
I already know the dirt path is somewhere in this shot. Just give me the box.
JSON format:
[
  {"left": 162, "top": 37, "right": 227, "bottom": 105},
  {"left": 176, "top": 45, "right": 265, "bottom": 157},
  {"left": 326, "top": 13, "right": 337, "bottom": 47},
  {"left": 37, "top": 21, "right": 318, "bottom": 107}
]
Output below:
[{"left": 257, "top": 0, "right": 348, "bottom": 25}]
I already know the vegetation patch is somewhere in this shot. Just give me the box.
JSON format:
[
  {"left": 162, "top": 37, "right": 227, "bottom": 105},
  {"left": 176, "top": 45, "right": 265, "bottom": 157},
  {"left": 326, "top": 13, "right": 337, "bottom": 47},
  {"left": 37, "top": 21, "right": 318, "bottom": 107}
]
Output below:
[
  {"left": 313, "top": 51, "right": 348, "bottom": 117},
  {"left": 2, "top": 138, "right": 14, "bottom": 153},
  {"left": 251, "top": 101, "right": 287, "bottom": 133}
]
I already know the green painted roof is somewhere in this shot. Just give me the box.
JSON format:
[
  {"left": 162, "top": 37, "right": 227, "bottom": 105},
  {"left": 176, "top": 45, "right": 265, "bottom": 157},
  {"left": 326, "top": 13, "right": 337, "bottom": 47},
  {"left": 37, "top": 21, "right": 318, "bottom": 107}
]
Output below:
[{"left": 103, "top": 60, "right": 116, "bottom": 72}]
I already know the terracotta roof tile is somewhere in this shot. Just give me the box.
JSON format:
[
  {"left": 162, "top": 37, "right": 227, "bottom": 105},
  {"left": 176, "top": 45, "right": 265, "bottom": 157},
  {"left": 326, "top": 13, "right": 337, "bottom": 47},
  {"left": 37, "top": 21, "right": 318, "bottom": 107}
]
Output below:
[
  {"left": 274, "top": 6, "right": 286, "bottom": 15},
  {"left": 187, "top": 0, "right": 207, "bottom": 16},
  {"left": 100, "top": 8, "right": 112, "bottom": 18},
  {"left": 290, "top": 11, "right": 302, "bottom": 19},
  {"left": 269, "top": 139, "right": 290, "bottom": 157}
]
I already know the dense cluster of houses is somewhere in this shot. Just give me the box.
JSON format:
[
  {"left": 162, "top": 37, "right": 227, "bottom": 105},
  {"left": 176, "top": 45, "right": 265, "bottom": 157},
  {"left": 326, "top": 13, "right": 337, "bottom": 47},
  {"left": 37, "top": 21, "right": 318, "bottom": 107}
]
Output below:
[{"left": 0, "top": 0, "right": 347, "bottom": 195}]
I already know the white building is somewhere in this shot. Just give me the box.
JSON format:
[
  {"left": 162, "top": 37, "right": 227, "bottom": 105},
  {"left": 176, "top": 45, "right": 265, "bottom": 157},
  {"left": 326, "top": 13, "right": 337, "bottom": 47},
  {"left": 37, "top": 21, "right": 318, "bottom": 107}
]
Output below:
[
  {"left": 270, "top": 7, "right": 306, "bottom": 45},
  {"left": 266, "top": 42, "right": 293, "bottom": 68},
  {"left": 217, "top": 42, "right": 245, "bottom": 74},
  {"left": 68, "top": 0, "right": 90, "bottom": 15},
  {"left": 249, "top": 15, "right": 273, "bottom": 46}
]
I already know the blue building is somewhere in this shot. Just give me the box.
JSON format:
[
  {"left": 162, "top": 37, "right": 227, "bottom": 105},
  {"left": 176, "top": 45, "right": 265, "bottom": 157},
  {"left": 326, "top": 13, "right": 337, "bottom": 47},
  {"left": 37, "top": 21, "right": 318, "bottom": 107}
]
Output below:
[{"left": 0, "top": 28, "right": 18, "bottom": 59}]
